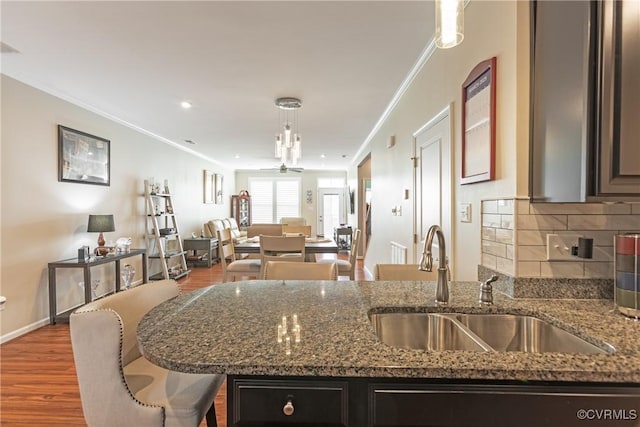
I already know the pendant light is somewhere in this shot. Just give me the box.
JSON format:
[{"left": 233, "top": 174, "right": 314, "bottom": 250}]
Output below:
[{"left": 435, "top": 0, "right": 464, "bottom": 49}]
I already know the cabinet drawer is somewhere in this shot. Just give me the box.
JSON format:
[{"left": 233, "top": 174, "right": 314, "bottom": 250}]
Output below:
[
  {"left": 370, "top": 384, "right": 640, "bottom": 427},
  {"left": 232, "top": 378, "right": 348, "bottom": 426}
]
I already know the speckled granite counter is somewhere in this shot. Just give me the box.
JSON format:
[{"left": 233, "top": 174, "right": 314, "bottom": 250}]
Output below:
[{"left": 137, "top": 280, "right": 640, "bottom": 383}]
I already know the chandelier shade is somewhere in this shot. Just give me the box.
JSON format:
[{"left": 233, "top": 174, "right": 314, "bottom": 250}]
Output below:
[
  {"left": 435, "top": 0, "right": 464, "bottom": 49},
  {"left": 274, "top": 97, "right": 302, "bottom": 166}
]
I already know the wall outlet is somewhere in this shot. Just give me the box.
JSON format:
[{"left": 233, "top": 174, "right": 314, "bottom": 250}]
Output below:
[
  {"left": 460, "top": 203, "right": 471, "bottom": 223},
  {"left": 546, "top": 233, "right": 582, "bottom": 261}
]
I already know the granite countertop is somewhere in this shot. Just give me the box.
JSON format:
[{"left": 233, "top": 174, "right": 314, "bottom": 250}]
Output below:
[{"left": 137, "top": 280, "right": 640, "bottom": 383}]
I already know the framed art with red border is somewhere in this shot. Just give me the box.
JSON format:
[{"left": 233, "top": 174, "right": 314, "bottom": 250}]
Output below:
[{"left": 461, "top": 57, "right": 496, "bottom": 185}]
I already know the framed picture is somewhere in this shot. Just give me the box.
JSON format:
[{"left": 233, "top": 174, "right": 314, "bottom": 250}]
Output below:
[
  {"left": 215, "top": 174, "right": 224, "bottom": 204},
  {"left": 203, "top": 170, "right": 215, "bottom": 203},
  {"left": 461, "top": 57, "right": 496, "bottom": 185},
  {"left": 58, "top": 125, "right": 110, "bottom": 186}
]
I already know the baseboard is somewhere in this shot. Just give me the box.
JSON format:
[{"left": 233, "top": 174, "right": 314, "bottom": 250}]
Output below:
[
  {"left": 1, "top": 279, "right": 146, "bottom": 344},
  {"left": 1, "top": 317, "right": 49, "bottom": 344}
]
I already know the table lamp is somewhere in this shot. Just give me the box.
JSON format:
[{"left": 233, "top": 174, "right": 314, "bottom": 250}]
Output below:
[{"left": 87, "top": 214, "right": 115, "bottom": 256}]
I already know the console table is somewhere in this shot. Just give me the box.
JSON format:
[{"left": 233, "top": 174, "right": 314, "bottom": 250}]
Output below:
[
  {"left": 183, "top": 237, "right": 219, "bottom": 268},
  {"left": 334, "top": 226, "right": 352, "bottom": 250},
  {"left": 48, "top": 249, "right": 148, "bottom": 324}
]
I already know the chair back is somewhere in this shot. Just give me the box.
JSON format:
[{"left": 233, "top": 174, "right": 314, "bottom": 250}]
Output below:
[
  {"left": 260, "top": 235, "right": 305, "bottom": 277},
  {"left": 70, "top": 280, "right": 179, "bottom": 426},
  {"left": 349, "top": 228, "right": 362, "bottom": 267},
  {"left": 264, "top": 261, "right": 337, "bottom": 280},
  {"left": 279, "top": 217, "right": 306, "bottom": 226},
  {"left": 374, "top": 264, "right": 439, "bottom": 281},
  {"left": 247, "top": 223, "right": 283, "bottom": 238},
  {"left": 217, "top": 227, "right": 237, "bottom": 265},
  {"left": 282, "top": 224, "right": 312, "bottom": 237}
]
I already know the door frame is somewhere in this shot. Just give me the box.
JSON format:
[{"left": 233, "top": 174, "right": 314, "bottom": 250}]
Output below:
[
  {"left": 412, "top": 104, "right": 453, "bottom": 271},
  {"left": 317, "top": 187, "right": 347, "bottom": 237}
]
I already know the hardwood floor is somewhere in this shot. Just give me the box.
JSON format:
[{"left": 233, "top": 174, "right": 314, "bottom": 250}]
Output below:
[{"left": 1, "top": 253, "right": 365, "bottom": 426}]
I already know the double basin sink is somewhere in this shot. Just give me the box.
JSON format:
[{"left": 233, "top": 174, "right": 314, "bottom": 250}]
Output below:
[{"left": 369, "top": 312, "right": 615, "bottom": 354}]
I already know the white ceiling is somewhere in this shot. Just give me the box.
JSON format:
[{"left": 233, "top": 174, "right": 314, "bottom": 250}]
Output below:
[{"left": 1, "top": 1, "right": 434, "bottom": 171}]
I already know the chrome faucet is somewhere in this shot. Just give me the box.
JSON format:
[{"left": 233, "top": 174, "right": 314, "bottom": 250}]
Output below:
[
  {"left": 418, "top": 225, "right": 449, "bottom": 306},
  {"left": 479, "top": 275, "right": 499, "bottom": 306}
]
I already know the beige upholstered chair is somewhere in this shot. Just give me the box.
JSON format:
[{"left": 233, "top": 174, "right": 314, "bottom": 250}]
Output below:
[
  {"left": 374, "top": 263, "right": 439, "bottom": 280},
  {"left": 247, "top": 224, "right": 283, "bottom": 238},
  {"left": 318, "top": 228, "right": 361, "bottom": 280},
  {"left": 259, "top": 235, "right": 305, "bottom": 278},
  {"left": 70, "top": 280, "right": 224, "bottom": 427},
  {"left": 279, "top": 217, "right": 306, "bottom": 226},
  {"left": 263, "top": 260, "right": 338, "bottom": 280},
  {"left": 282, "top": 225, "right": 312, "bottom": 237},
  {"left": 217, "top": 228, "right": 261, "bottom": 282}
]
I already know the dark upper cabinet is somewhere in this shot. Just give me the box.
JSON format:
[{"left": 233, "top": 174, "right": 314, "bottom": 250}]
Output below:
[{"left": 530, "top": 0, "right": 640, "bottom": 202}]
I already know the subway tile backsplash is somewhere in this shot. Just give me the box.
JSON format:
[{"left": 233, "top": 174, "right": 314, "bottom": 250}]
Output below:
[{"left": 481, "top": 198, "right": 639, "bottom": 279}]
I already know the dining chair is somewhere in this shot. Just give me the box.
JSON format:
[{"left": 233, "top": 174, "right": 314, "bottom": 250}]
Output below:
[
  {"left": 217, "top": 227, "right": 261, "bottom": 282},
  {"left": 263, "top": 260, "right": 338, "bottom": 280},
  {"left": 70, "top": 280, "right": 225, "bottom": 427},
  {"left": 259, "top": 235, "right": 306, "bottom": 278},
  {"left": 247, "top": 224, "right": 283, "bottom": 238},
  {"left": 279, "top": 217, "right": 306, "bottom": 226},
  {"left": 374, "top": 263, "right": 439, "bottom": 280},
  {"left": 318, "top": 228, "right": 361, "bottom": 280},
  {"left": 282, "top": 224, "right": 312, "bottom": 237}
]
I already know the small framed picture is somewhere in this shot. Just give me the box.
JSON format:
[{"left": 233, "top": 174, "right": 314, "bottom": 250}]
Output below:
[
  {"left": 58, "top": 125, "right": 110, "bottom": 186},
  {"left": 461, "top": 57, "right": 496, "bottom": 185},
  {"left": 203, "top": 170, "right": 215, "bottom": 204}
]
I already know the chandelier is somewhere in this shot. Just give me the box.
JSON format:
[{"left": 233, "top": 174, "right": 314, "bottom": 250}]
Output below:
[{"left": 274, "top": 97, "right": 302, "bottom": 166}]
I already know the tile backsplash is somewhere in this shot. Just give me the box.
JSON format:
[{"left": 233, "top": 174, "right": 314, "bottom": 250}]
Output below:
[{"left": 481, "top": 198, "right": 640, "bottom": 279}]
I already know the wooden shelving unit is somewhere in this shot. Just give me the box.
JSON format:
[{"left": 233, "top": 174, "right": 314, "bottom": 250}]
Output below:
[{"left": 144, "top": 179, "right": 190, "bottom": 280}]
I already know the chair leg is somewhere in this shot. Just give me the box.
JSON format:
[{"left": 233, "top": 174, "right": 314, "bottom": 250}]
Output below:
[{"left": 205, "top": 402, "right": 218, "bottom": 427}]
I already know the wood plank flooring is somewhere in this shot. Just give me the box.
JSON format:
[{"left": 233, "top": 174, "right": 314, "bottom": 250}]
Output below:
[{"left": 1, "top": 254, "right": 364, "bottom": 426}]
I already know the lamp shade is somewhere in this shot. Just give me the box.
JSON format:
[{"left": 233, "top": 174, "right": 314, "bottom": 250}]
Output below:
[{"left": 87, "top": 214, "right": 115, "bottom": 233}]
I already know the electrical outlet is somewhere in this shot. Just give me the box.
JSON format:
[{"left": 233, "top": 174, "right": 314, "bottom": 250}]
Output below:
[{"left": 546, "top": 234, "right": 582, "bottom": 261}]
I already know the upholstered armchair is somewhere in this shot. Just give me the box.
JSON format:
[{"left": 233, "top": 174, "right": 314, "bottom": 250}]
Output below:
[{"left": 70, "top": 280, "right": 225, "bottom": 427}]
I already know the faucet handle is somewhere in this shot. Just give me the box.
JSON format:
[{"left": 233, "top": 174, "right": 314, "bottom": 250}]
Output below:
[{"left": 479, "top": 275, "right": 498, "bottom": 306}]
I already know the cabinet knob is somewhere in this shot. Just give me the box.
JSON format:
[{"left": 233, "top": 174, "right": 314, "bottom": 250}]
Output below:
[{"left": 283, "top": 399, "right": 295, "bottom": 416}]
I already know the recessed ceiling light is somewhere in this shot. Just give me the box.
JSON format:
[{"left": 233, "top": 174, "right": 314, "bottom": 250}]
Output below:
[
  {"left": 184, "top": 139, "right": 196, "bottom": 145},
  {"left": 180, "top": 101, "right": 192, "bottom": 109},
  {"left": 320, "top": 154, "right": 326, "bottom": 159},
  {"left": 235, "top": 154, "right": 240, "bottom": 159}
]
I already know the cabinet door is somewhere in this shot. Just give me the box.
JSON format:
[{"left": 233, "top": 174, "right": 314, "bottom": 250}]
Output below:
[
  {"left": 230, "top": 378, "right": 348, "bottom": 426},
  {"left": 595, "top": 0, "right": 640, "bottom": 197},
  {"left": 370, "top": 383, "right": 640, "bottom": 427}
]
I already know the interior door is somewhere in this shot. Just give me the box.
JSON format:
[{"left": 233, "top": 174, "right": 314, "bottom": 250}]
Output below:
[
  {"left": 317, "top": 188, "right": 346, "bottom": 237},
  {"left": 413, "top": 106, "right": 452, "bottom": 272}
]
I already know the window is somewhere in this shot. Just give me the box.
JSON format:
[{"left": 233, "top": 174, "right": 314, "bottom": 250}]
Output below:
[{"left": 249, "top": 177, "right": 301, "bottom": 223}]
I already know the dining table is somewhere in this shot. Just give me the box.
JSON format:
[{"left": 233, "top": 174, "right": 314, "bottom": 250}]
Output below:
[{"left": 234, "top": 236, "right": 339, "bottom": 256}]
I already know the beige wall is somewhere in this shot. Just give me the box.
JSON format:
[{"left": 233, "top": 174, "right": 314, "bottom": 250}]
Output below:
[
  {"left": 1, "top": 75, "right": 234, "bottom": 341},
  {"left": 354, "top": 1, "right": 521, "bottom": 280}
]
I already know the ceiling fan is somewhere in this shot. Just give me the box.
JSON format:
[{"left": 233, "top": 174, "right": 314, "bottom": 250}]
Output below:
[{"left": 261, "top": 163, "right": 304, "bottom": 174}]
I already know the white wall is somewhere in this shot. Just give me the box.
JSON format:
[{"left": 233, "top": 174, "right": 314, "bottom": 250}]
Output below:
[
  {"left": 353, "top": 1, "right": 522, "bottom": 280},
  {"left": 1, "top": 75, "right": 234, "bottom": 340},
  {"left": 235, "top": 169, "right": 348, "bottom": 236}
]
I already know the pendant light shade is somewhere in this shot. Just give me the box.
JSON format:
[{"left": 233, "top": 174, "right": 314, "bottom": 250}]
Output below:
[
  {"left": 435, "top": 0, "right": 464, "bottom": 49},
  {"left": 274, "top": 97, "right": 302, "bottom": 165}
]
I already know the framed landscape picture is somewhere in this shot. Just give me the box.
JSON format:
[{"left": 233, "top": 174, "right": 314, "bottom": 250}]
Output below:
[{"left": 58, "top": 125, "right": 110, "bottom": 186}]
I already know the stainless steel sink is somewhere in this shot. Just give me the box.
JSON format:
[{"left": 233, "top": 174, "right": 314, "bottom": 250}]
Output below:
[
  {"left": 452, "top": 314, "right": 611, "bottom": 354},
  {"left": 369, "top": 313, "right": 492, "bottom": 351},
  {"left": 369, "top": 312, "right": 613, "bottom": 354}
]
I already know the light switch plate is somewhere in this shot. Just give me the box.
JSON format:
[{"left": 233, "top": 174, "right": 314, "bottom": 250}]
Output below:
[
  {"left": 460, "top": 203, "right": 471, "bottom": 223},
  {"left": 546, "top": 234, "right": 582, "bottom": 260}
]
